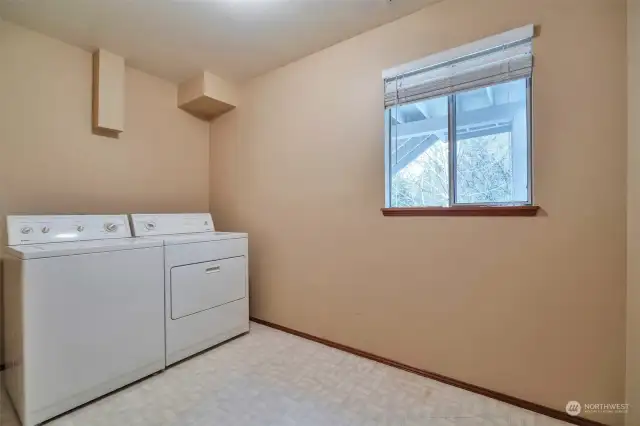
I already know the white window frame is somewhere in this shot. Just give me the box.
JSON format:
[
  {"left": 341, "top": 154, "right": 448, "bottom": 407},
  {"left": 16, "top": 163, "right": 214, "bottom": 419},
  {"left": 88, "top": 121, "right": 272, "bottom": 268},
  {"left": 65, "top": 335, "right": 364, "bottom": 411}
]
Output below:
[{"left": 383, "top": 27, "right": 534, "bottom": 209}]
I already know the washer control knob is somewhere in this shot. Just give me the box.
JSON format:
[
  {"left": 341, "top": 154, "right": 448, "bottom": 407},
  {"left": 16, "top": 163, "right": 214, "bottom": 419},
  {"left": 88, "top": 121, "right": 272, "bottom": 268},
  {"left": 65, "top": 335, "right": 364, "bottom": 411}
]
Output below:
[
  {"left": 20, "top": 226, "right": 33, "bottom": 235},
  {"left": 41, "top": 226, "right": 50, "bottom": 234},
  {"left": 76, "top": 225, "right": 85, "bottom": 233},
  {"left": 104, "top": 223, "right": 118, "bottom": 233}
]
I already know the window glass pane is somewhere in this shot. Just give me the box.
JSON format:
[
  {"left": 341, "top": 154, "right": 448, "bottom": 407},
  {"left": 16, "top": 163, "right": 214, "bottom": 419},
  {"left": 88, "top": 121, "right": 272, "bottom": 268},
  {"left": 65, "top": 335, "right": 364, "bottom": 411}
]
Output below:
[
  {"left": 455, "top": 79, "right": 529, "bottom": 204},
  {"left": 389, "top": 96, "right": 449, "bottom": 207}
]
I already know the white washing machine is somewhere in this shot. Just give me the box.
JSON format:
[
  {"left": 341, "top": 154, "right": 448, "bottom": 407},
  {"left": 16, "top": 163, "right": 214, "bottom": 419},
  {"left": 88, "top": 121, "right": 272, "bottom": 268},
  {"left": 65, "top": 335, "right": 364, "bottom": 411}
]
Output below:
[
  {"left": 3, "top": 215, "right": 166, "bottom": 426},
  {"left": 130, "top": 213, "right": 249, "bottom": 366}
]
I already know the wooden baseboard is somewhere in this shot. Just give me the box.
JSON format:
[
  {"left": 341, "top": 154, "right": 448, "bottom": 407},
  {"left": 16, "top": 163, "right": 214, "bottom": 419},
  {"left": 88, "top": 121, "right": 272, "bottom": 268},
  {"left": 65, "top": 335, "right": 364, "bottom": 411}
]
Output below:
[{"left": 250, "top": 317, "right": 606, "bottom": 426}]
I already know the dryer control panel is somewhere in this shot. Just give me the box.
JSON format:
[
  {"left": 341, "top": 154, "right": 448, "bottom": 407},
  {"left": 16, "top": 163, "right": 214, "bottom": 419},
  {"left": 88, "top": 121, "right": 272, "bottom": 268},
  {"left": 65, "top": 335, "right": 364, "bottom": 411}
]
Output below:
[
  {"left": 130, "top": 213, "right": 214, "bottom": 237},
  {"left": 6, "top": 215, "right": 132, "bottom": 245}
]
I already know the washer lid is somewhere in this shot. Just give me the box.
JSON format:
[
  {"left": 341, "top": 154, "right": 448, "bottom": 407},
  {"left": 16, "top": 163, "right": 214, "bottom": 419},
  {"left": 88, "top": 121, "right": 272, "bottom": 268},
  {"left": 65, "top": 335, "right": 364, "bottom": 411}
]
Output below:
[{"left": 5, "top": 238, "right": 163, "bottom": 259}]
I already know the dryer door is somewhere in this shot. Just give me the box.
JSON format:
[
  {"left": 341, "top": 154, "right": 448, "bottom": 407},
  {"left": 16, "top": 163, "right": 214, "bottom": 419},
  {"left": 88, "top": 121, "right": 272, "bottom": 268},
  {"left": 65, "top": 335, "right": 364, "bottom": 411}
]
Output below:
[{"left": 170, "top": 256, "right": 246, "bottom": 319}]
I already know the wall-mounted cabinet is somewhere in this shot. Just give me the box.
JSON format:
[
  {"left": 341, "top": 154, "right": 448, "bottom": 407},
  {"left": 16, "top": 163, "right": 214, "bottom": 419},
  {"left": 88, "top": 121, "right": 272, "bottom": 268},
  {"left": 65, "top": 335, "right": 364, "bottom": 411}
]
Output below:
[
  {"left": 92, "top": 49, "right": 125, "bottom": 133},
  {"left": 178, "top": 72, "right": 238, "bottom": 121}
]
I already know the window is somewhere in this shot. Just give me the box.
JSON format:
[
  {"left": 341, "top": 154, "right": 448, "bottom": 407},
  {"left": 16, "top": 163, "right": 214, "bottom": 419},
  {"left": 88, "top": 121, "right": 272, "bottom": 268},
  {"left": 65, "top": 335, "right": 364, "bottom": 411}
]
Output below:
[{"left": 383, "top": 26, "right": 536, "bottom": 214}]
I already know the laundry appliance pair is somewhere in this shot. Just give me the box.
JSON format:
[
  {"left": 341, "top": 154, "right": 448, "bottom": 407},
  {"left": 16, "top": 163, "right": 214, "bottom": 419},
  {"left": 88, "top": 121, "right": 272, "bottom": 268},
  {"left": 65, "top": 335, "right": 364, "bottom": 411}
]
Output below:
[{"left": 3, "top": 213, "right": 248, "bottom": 426}]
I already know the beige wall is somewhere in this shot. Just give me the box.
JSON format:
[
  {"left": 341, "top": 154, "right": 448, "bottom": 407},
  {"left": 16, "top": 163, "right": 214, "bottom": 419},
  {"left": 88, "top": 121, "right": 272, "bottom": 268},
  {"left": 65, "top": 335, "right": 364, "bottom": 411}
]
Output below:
[
  {"left": 210, "top": 0, "right": 627, "bottom": 423},
  {"left": 628, "top": 1, "right": 640, "bottom": 425},
  {"left": 0, "top": 21, "right": 210, "bottom": 358}
]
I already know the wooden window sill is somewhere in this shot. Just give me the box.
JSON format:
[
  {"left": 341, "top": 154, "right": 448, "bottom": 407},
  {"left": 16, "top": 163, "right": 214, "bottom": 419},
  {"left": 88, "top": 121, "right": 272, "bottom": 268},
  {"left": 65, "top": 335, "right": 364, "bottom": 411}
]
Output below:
[{"left": 381, "top": 206, "right": 540, "bottom": 217}]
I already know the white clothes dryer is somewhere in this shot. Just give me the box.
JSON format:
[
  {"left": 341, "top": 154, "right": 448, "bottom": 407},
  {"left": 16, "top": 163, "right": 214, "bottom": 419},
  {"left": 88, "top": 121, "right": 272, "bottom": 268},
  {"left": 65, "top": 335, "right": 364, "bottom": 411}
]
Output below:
[{"left": 130, "top": 213, "right": 249, "bottom": 366}]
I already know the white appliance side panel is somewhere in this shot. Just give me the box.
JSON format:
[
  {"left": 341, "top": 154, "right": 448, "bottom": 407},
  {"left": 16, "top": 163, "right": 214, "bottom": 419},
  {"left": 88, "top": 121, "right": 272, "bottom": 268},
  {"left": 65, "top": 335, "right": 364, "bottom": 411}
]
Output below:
[
  {"left": 3, "top": 255, "right": 26, "bottom": 424},
  {"left": 22, "top": 247, "right": 165, "bottom": 417},
  {"left": 164, "top": 238, "right": 248, "bottom": 267},
  {"left": 171, "top": 257, "right": 247, "bottom": 319}
]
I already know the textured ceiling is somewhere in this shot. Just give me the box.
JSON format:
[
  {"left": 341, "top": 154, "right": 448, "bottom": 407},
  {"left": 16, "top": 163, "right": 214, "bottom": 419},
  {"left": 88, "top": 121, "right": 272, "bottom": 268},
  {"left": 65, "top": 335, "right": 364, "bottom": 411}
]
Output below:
[{"left": 0, "top": 0, "right": 442, "bottom": 83}]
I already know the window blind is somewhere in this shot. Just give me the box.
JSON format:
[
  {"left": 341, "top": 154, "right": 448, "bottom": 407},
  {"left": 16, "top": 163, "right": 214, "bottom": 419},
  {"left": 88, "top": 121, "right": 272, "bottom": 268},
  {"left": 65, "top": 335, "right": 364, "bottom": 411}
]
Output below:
[{"left": 383, "top": 25, "right": 534, "bottom": 108}]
